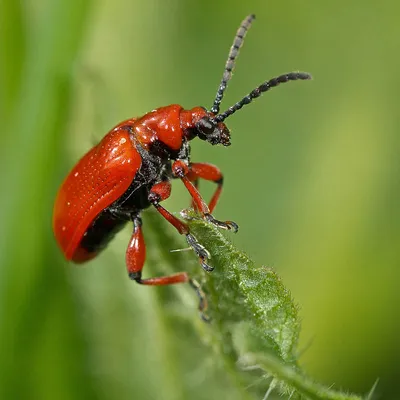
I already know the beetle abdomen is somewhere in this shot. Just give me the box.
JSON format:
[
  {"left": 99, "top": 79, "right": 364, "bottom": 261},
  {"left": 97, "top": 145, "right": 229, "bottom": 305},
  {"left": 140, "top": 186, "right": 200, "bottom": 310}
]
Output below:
[{"left": 73, "top": 209, "right": 128, "bottom": 263}]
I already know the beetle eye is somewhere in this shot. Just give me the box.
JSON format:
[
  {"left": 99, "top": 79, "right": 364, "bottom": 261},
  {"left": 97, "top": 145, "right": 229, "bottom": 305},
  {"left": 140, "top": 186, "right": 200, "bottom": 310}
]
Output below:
[{"left": 196, "top": 117, "right": 215, "bottom": 136}]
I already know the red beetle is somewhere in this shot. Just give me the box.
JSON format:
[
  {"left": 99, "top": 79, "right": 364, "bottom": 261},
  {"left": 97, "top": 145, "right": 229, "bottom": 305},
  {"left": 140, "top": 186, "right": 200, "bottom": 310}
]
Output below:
[{"left": 53, "top": 14, "right": 311, "bottom": 318}]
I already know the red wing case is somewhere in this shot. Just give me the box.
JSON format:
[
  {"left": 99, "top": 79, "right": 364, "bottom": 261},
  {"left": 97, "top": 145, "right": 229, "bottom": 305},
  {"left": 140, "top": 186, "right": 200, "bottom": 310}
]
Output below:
[{"left": 53, "top": 127, "right": 141, "bottom": 261}]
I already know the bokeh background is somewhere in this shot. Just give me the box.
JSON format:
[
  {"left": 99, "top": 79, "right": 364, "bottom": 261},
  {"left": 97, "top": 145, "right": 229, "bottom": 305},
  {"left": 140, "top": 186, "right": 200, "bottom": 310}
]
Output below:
[{"left": 1, "top": 0, "right": 399, "bottom": 399}]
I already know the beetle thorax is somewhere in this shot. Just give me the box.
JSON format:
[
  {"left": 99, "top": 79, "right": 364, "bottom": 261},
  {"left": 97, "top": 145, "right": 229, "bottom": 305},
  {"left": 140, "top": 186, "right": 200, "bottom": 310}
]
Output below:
[{"left": 133, "top": 105, "right": 185, "bottom": 155}]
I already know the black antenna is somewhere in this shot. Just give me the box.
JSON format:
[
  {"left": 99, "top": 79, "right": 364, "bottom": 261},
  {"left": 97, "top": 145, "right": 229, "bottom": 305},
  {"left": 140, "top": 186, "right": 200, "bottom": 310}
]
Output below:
[
  {"left": 210, "top": 14, "right": 255, "bottom": 114},
  {"left": 213, "top": 72, "right": 312, "bottom": 123}
]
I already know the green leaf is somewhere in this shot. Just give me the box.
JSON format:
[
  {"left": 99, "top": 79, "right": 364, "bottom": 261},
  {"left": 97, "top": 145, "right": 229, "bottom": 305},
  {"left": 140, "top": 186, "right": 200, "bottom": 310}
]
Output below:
[{"left": 144, "top": 209, "right": 369, "bottom": 400}]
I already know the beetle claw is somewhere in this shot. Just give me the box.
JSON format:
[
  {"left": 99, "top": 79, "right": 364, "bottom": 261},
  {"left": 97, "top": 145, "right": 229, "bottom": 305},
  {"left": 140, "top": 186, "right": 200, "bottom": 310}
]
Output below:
[
  {"left": 204, "top": 213, "right": 239, "bottom": 233},
  {"left": 186, "top": 234, "right": 210, "bottom": 259},
  {"left": 200, "top": 260, "right": 214, "bottom": 272},
  {"left": 200, "top": 312, "right": 211, "bottom": 322},
  {"left": 186, "top": 234, "right": 214, "bottom": 272},
  {"left": 225, "top": 220, "right": 239, "bottom": 233},
  {"left": 188, "top": 278, "right": 211, "bottom": 322}
]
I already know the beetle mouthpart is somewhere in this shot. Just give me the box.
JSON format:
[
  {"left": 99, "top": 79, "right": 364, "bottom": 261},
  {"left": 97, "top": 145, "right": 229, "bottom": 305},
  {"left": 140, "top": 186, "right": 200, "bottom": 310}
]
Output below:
[{"left": 219, "top": 125, "right": 231, "bottom": 146}]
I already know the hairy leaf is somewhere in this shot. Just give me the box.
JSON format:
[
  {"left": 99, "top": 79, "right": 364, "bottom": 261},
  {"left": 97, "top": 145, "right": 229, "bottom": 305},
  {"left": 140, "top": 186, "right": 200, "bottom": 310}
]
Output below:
[{"left": 145, "top": 209, "right": 370, "bottom": 400}]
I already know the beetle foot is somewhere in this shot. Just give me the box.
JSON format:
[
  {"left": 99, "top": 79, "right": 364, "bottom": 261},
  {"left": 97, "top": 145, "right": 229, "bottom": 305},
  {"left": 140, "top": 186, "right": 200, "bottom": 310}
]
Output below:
[
  {"left": 204, "top": 213, "right": 239, "bottom": 233},
  {"left": 186, "top": 234, "right": 210, "bottom": 259},
  {"left": 188, "top": 278, "right": 211, "bottom": 322},
  {"left": 200, "top": 258, "right": 214, "bottom": 272},
  {"left": 186, "top": 234, "right": 214, "bottom": 272}
]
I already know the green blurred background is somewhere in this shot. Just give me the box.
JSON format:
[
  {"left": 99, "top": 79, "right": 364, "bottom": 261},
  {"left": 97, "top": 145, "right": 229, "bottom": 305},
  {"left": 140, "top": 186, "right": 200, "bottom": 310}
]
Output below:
[{"left": 1, "top": 0, "right": 399, "bottom": 399}]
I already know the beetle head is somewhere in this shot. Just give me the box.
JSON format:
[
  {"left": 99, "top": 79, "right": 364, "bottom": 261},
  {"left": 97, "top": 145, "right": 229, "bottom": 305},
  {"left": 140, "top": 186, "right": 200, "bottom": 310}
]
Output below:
[{"left": 195, "top": 116, "right": 231, "bottom": 147}]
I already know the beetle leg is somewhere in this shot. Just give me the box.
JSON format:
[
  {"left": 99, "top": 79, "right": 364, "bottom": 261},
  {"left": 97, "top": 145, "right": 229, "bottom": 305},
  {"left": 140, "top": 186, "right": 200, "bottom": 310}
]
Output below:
[
  {"left": 187, "top": 162, "right": 223, "bottom": 213},
  {"left": 187, "top": 178, "right": 199, "bottom": 210},
  {"left": 127, "top": 216, "right": 209, "bottom": 321},
  {"left": 148, "top": 180, "right": 213, "bottom": 272},
  {"left": 172, "top": 160, "right": 238, "bottom": 233}
]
